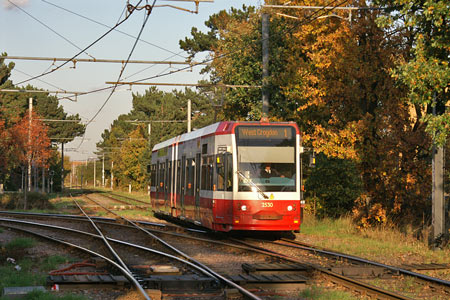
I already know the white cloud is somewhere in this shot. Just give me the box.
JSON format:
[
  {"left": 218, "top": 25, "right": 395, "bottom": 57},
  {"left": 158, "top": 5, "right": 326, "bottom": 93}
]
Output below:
[{"left": 3, "top": 0, "right": 30, "bottom": 10}]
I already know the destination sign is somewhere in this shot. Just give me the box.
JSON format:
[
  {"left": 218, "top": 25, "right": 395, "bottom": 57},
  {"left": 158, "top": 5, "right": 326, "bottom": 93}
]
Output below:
[{"left": 237, "top": 126, "right": 293, "bottom": 140}]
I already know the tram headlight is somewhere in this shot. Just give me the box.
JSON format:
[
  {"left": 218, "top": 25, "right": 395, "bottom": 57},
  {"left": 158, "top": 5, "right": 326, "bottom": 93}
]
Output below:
[
  {"left": 287, "top": 205, "right": 293, "bottom": 211},
  {"left": 241, "top": 205, "right": 247, "bottom": 211}
]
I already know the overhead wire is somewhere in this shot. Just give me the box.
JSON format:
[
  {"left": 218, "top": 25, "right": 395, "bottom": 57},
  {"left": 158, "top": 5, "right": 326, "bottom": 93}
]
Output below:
[
  {"left": 13, "top": 68, "right": 68, "bottom": 93},
  {"left": 14, "top": 0, "right": 146, "bottom": 86},
  {"left": 52, "top": 0, "right": 352, "bottom": 101},
  {"left": 6, "top": 0, "right": 95, "bottom": 60},
  {"left": 121, "top": 51, "right": 187, "bottom": 81},
  {"left": 10, "top": 0, "right": 354, "bottom": 151},
  {"left": 75, "top": 0, "right": 157, "bottom": 150},
  {"left": 40, "top": 0, "right": 186, "bottom": 59},
  {"left": 108, "top": 0, "right": 352, "bottom": 86}
]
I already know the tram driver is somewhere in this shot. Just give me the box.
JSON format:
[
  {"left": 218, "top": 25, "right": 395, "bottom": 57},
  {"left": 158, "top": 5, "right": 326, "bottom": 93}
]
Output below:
[{"left": 260, "top": 163, "right": 284, "bottom": 178}]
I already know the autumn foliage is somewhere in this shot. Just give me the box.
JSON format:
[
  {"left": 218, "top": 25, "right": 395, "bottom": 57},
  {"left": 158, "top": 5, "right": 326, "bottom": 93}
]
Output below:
[
  {"left": 10, "top": 110, "right": 52, "bottom": 167},
  {"left": 178, "top": 0, "right": 442, "bottom": 228},
  {"left": 0, "top": 110, "right": 52, "bottom": 188}
]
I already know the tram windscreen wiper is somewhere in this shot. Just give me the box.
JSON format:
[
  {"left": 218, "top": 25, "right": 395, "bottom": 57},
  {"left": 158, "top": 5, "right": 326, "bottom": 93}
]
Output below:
[{"left": 236, "top": 170, "right": 269, "bottom": 199}]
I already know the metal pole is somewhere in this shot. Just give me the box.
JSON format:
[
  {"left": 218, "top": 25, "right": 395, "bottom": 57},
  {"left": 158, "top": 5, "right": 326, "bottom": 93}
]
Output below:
[
  {"left": 111, "top": 160, "right": 114, "bottom": 190},
  {"left": 261, "top": 13, "right": 270, "bottom": 120},
  {"left": 432, "top": 146, "right": 445, "bottom": 242},
  {"left": 187, "top": 99, "right": 191, "bottom": 132},
  {"left": 432, "top": 95, "right": 445, "bottom": 244},
  {"left": 102, "top": 154, "right": 105, "bottom": 187},
  {"left": 61, "top": 142, "right": 64, "bottom": 191},
  {"left": 93, "top": 159, "right": 96, "bottom": 188},
  {"left": 27, "top": 97, "right": 32, "bottom": 193},
  {"left": 148, "top": 123, "right": 151, "bottom": 148}
]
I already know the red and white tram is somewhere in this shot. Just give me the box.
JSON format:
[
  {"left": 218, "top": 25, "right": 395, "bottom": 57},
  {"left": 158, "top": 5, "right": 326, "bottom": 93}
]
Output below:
[{"left": 149, "top": 121, "right": 303, "bottom": 232}]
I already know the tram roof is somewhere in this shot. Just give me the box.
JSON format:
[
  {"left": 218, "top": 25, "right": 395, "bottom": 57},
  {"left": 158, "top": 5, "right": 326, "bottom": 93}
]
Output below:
[
  {"left": 152, "top": 121, "right": 222, "bottom": 152},
  {"left": 151, "top": 121, "right": 299, "bottom": 152}
]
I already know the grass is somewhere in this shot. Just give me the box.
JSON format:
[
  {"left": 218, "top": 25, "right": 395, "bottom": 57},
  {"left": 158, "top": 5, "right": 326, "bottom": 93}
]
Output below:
[
  {"left": 297, "top": 286, "right": 363, "bottom": 300},
  {"left": 0, "top": 235, "right": 77, "bottom": 298},
  {"left": 0, "top": 258, "right": 46, "bottom": 291},
  {"left": 40, "top": 255, "right": 74, "bottom": 272},
  {"left": 118, "top": 209, "right": 154, "bottom": 219},
  {"left": 0, "top": 290, "right": 88, "bottom": 300},
  {"left": 0, "top": 251, "right": 83, "bottom": 300},
  {"left": 107, "top": 190, "right": 151, "bottom": 203},
  {"left": 5, "top": 237, "right": 36, "bottom": 251},
  {"left": 299, "top": 213, "right": 450, "bottom": 265}
]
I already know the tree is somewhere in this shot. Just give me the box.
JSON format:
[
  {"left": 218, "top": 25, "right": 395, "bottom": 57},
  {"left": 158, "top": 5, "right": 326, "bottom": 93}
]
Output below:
[
  {"left": 115, "top": 127, "right": 148, "bottom": 190},
  {"left": 374, "top": 0, "right": 450, "bottom": 145},
  {"left": 291, "top": 1, "right": 432, "bottom": 224},
  {"left": 181, "top": 5, "right": 268, "bottom": 120},
  {"left": 179, "top": 1, "right": 434, "bottom": 224},
  {"left": 97, "top": 87, "right": 215, "bottom": 190},
  {"left": 305, "top": 153, "right": 362, "bottom": 218},
  {"left": 0, "top": 54, "right": 86, "bottom": 191},
  {"left": 11, "top": 110, "right": 52, "bottom": 169}
]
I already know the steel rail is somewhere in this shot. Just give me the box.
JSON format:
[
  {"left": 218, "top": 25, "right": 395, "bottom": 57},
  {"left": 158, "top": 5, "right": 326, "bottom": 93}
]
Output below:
[
  {"left": 80, "top": 194, "right": 263, "bottom": 300},
  {"left": 73, "top": 199, "right": 132, "bottom": 274},
  {"left": 0, "top": 210, "right": 166, "bottom": 228},
  {"left": 0, "top": 217, "right": 220, "bottom": 282},
  {"left": 229, "top": 239, "right": 414, "bottom": 300},
  {"left": 0, "top": 222, "right": 150, "bottom": 299},
  {"left": 0, "top": 211, "right": 285, "bottom": 256},
  {"left": 0, "top": 211, "right": 416, "bottom": 299},
  {"left": 277, "top": 239, "right": 450, "bottom": 289}
]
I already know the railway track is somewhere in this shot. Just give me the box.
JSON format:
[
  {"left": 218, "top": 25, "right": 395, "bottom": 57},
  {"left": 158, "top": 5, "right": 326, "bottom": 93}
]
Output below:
[
  {"left": 1, "top": 192, "right": 449, "bottom": 299},
  {"left": 226, "top": 237, "right": 450, "bottom": 300},
  {"left": 0, "top": 196, "right": 263, "bottom": 300}
]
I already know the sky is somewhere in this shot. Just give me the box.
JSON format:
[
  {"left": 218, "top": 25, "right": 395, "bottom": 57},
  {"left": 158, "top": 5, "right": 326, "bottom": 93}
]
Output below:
[{"left": 1, "top": 0, "right": 261, "bottom": 161}]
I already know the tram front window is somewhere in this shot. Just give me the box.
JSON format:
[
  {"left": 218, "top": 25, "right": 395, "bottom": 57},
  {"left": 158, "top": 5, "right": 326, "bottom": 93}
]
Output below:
[{"left": 235, "top": 125, "right": 296, "bottom": 192}]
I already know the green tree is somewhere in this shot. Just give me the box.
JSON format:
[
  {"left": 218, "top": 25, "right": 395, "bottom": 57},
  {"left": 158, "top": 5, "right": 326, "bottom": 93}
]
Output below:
[
  {"left": 180, "top": 1, "right": 433, "bottom": 225},
  {"left": 305, "top": 153, "right": 363, "bottom": 218},
  {"left": 115, "top": 127, "right": 148, "bottom": 190},
  {"left": 374, "top": 0, "right": 450, "bottom": 145},
  {"left": 0, "top": 55, "right": 85, "bottom": 191},
  {"left": 97, "top": 87, "right": 214, "bottom": 189}
]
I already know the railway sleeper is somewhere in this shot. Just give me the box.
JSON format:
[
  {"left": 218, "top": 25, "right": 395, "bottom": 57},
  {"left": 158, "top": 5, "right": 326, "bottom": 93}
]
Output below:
[
  {"left": 139, "top": 274, "right": 220, "bottom": 291},
  {"left": 227, "top": 273, "right": 309, "bottom": 290},
  {"left": 329, "top": 266, "right": 400, "bottom": 279},
  {"left": 242, "top": 262, "right": 311, "bottom": 276},
  {"left": 47, "top": 274, "right": 129, "bottom": 288}
]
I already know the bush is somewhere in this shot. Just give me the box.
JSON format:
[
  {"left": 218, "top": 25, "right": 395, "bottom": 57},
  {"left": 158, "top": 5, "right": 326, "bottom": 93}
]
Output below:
[
  {"left": 305, "top": 153, "right": 362, "bottom": 218},
  {"left": 0, "top": 193, "right": 19, "bottom": 209},
  {"left": 26, "top": 192, "right": 53, "bottom": 209},
  {"left": 0, "top": 192, "right": 53, "bottom": 210}
]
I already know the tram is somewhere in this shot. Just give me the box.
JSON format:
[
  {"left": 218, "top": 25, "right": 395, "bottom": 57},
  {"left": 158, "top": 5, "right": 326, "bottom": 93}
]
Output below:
[{"left": 149, "top": 121, "right": 303, "bottom": 232}]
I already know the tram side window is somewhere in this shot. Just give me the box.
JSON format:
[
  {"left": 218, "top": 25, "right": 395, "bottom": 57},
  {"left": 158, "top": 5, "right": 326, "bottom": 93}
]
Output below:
[
  {"left": 187, "top": 159, "right": 195, "bottom": 196},
  {"left": 167, "top": 161, "right": 172, "bottom": 192},
  {"left": 176, "top": 160, "right": 181, "bottom": 195},
  {"left": 207, "top": 155, "right": 214, "bottom": 191},
  {"left": 201, "top": 156, "right": 208, "bottom": 190},
  {"left": 150, "top": 164, "right": 156, "bottom": 187},
  {"left": 226, "top": 154, "right": 233, "bottom": 192},
  {"left": 216, "top": 154, "right": 225, "bottom": 191},
  {"left": 159, "top": 162, "right": 165, "bottom": 190}
]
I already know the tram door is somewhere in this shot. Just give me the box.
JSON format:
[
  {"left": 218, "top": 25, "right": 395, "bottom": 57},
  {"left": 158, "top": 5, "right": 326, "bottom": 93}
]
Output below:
[
  {"left": 180, "top": 156, "right": 186, "bottom": 215},
  {"left": 215, "top": 153, "right": 226, "bottom": 220},
  {"left": 156, "top": 161, "right": 164, "bottom": 206},
  {"left": 195, "top": 153, "right": 201, "bottom": 220},
  {"left": 164, "top": 159, "right": 169, "bottom": 204}
]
